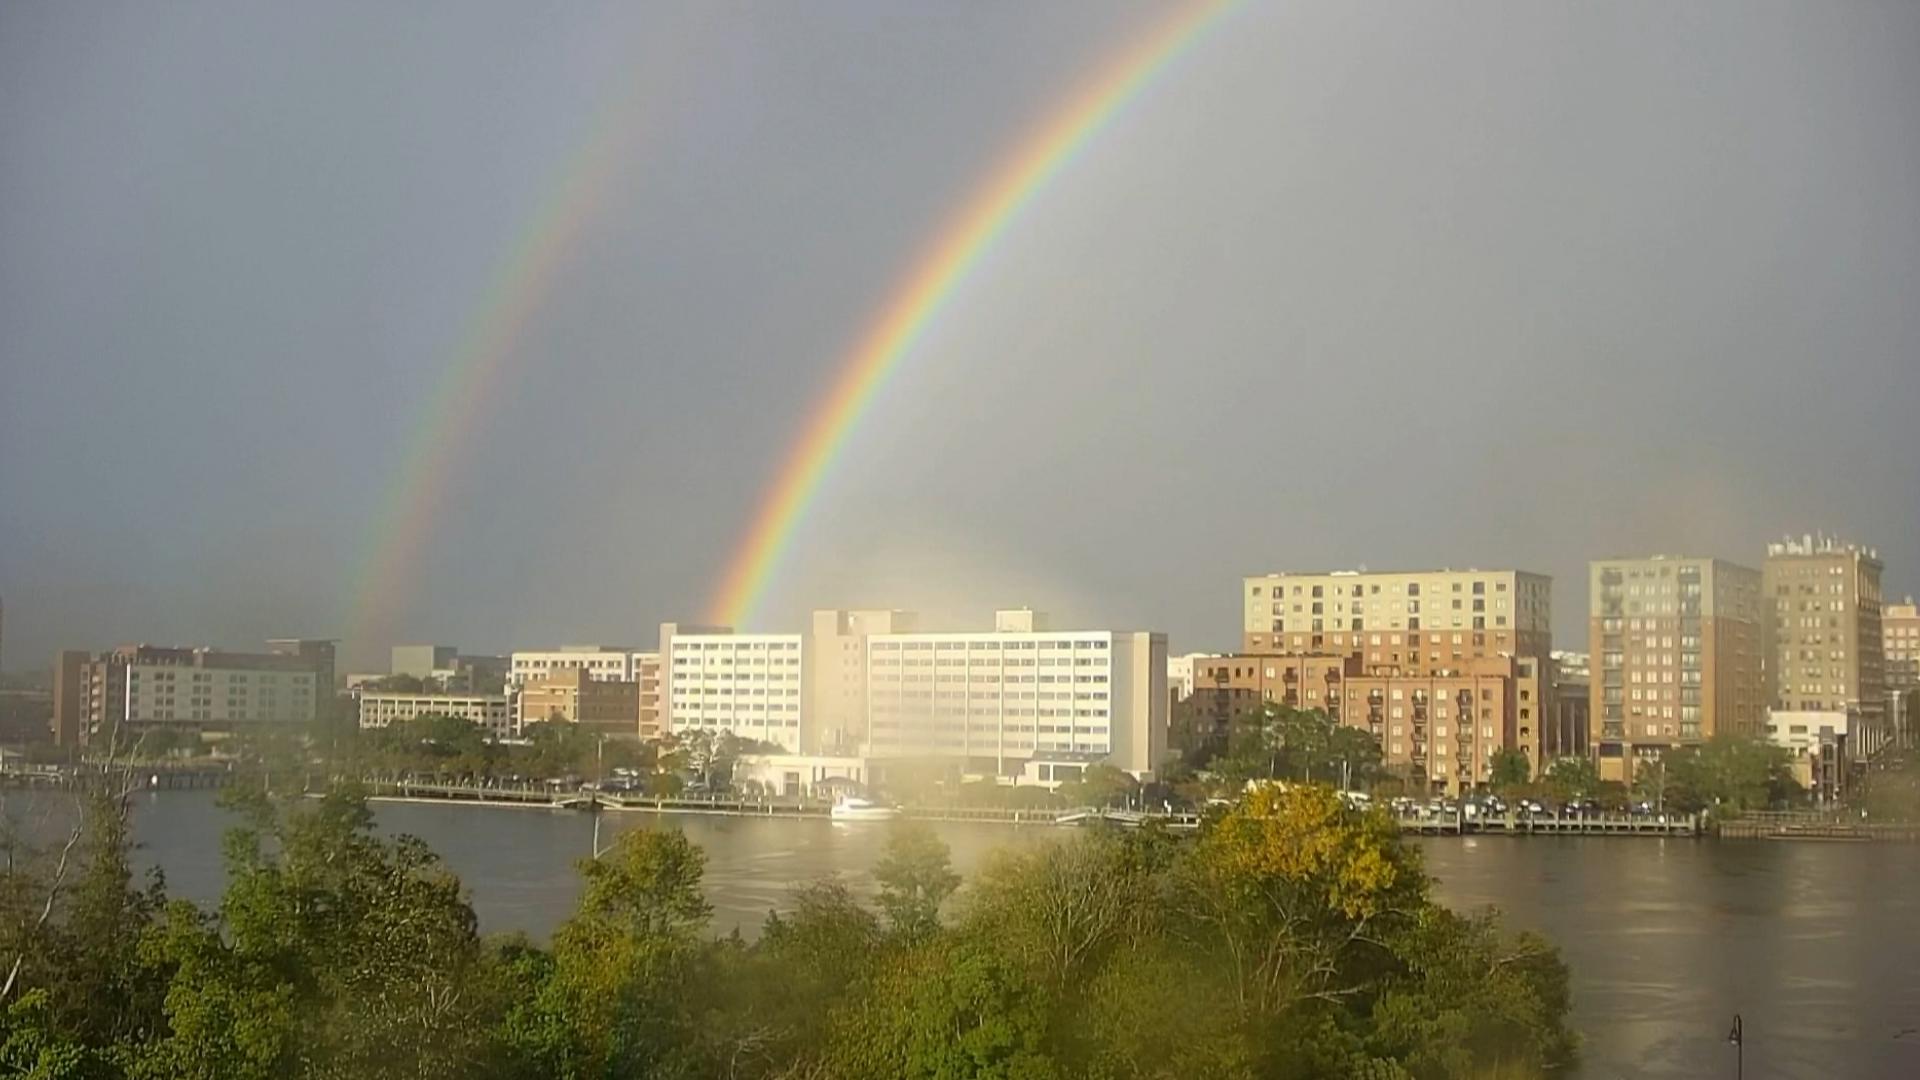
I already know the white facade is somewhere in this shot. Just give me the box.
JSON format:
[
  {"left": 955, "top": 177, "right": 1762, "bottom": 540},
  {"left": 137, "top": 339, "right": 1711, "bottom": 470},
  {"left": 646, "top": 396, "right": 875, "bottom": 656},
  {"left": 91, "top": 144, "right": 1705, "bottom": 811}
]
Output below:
[
  {"left": 358, "top": 691, "right": 514, "bottom": 739},
  {"left": 860, "top": 628, "right": 1167, "bottom": 777},
  {"left": 666, "top": 634, "right": 805, "bottom": 751},
  {"left": 508, "top": 646, "right": 636, "bottom": 689},
  {"left": 124, "top": 663, "right": 315, "bottom": 726}
]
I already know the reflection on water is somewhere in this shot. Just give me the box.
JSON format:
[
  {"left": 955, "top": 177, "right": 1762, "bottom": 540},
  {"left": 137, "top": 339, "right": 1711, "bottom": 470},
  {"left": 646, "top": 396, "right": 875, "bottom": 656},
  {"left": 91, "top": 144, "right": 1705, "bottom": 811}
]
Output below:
[{"left": 26, "top": 791, "right": 1920, "bottom": 1080}]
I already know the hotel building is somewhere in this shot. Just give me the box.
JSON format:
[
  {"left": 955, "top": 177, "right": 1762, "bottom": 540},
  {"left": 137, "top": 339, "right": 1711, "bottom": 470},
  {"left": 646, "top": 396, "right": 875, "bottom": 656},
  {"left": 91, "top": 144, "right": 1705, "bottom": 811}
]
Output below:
[
  {"left": 1588, "top": 556, "right": 1766, "bottom": 781},
  {"left": 1765, "top": 535, "right": 1887, "bottom": 754},
  {"left": 53, "top": 642, "right": 324, "bottom": 747},
  {"left": 659, "top": 609, "right": 1168, "bottom": 779}
]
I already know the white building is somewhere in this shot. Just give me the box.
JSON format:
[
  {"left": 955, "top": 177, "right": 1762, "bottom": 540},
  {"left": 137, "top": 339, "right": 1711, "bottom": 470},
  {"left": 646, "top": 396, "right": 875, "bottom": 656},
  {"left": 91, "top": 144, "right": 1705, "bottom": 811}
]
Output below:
[
  {"left": 665, "top": 633, "right": 806, "bottom": 751},
  {"left": 1765, "top": 708, "right": 1850, "bottom": 803},
  {"left": 657, "top": 609, "right": 1167, "bottom": 779},
  {"left": 861, "top": 627, "right": 1166, "bottom": 777},
  {"left": 508, "top": 646, "right": 638, "bottom": 689},
  {"left": 358, "top": 691, "right": 514, "bottom": 740}
]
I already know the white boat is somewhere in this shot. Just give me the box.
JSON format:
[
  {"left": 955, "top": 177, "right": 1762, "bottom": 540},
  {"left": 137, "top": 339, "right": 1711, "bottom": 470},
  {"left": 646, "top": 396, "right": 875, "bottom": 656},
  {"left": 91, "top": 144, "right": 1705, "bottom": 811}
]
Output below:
[{"left": 829, "top": 795, "right": 900, "bottom": 822}]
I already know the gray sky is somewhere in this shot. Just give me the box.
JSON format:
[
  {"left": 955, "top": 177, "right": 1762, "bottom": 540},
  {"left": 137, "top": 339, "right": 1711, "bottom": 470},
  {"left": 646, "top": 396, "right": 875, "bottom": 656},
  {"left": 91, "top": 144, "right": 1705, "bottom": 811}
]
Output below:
[{"left": 3, "top": 0, "right": 1916, "bottom": 672}]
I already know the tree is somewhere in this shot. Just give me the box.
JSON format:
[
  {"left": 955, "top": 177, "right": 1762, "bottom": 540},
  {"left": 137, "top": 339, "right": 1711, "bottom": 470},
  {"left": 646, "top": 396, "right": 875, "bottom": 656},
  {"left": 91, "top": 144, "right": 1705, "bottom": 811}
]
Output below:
[
  {"left": 1489, "top": 748, "right": 1531, "bottom": 794},
  {"left": 1658, "top": 735, "right": 1798, "bottom": 814},
  {"left": 1541, "top": 755, "right": 1600, "bottom": 804},
  {"left": 1054, "top": 764, "right": 1138, "bottom": 808},
  {"left": 872, "top": 823, "right": 960, "bottom": 943},
  {"left": 505, "top": 827, "right": 712, "bottom": 1078}
]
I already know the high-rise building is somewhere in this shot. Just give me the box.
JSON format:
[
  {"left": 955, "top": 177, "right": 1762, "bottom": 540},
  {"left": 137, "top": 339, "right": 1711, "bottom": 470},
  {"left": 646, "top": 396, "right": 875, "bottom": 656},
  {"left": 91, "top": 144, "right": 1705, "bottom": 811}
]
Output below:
[
  {"left": 1230, "top": 567, "right": 1555, "bottom": 783},
  {"left": 1765, "top": 534, "right": 1887, "bottom": 754},
  {"left": 1242, "top": 568, "right": 1553, "bottom": 664},
  {"left": 1588, "top": 556, "right": 1766, "bottom": 781},
  {"left": 52, "top": 641, "right": 325, "bottom": 747},
  {"left": 1882, "top": 597, "right": 1918, "bottom": 692}
]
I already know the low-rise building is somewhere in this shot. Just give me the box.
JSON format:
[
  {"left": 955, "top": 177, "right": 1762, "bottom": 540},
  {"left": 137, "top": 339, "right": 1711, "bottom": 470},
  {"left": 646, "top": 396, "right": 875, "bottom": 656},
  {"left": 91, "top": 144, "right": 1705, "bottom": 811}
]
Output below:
[
  {"left": 1765, "top": 709, "right": 1850, "bottom": 804},
  {"left": 358, "top": 691, "right": 513, "bottom": 739},
  {"left": 516, "top": 667, "right": 641, "bottom": 739}
]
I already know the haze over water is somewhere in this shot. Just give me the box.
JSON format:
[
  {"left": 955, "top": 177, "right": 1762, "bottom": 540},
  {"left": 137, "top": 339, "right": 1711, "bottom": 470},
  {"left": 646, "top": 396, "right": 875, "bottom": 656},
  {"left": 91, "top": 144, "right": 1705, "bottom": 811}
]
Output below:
[{"left": 101, "top": 792, "right": 1920, "bottom": 1080}]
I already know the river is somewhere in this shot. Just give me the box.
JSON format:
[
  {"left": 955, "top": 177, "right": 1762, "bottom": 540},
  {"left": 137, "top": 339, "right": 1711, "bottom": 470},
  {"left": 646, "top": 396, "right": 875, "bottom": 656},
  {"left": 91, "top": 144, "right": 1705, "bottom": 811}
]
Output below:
[{"left": 29, "top": 790, "right": 1920, "bottom": 1079}]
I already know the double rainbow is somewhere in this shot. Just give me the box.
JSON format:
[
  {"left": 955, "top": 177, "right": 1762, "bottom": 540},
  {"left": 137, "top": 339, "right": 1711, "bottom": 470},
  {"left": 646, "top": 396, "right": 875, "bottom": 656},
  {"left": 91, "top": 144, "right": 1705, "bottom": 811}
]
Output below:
[{"left": 706, "top": 0, "right": 1234, "bottom": 628}]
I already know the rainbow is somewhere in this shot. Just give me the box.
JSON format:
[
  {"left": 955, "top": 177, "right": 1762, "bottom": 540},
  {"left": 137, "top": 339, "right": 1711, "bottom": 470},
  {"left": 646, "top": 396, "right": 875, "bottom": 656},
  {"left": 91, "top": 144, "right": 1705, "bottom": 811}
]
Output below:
[
  {"left": 347, "top": 73, "right": 662, "bottom": 650},
  {"left": 707, "top": 0, "right": 1235, "bottom": 628}
]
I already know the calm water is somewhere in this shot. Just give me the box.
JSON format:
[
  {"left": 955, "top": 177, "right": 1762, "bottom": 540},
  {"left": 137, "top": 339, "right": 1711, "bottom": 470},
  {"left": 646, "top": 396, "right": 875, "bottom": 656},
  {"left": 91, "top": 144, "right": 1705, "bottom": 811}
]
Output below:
[{"left": 37, "top": 791, "right": 1920, "bottom": 1079}]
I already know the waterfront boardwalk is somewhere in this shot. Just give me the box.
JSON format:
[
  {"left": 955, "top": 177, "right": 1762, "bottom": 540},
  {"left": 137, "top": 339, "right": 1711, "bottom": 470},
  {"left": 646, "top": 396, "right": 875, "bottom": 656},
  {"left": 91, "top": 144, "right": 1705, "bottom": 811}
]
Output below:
[
  {"left": 352, "top": 780, "right": 1706, "bottom": 837},
  {"left": 1393, "top": 809, "right": 1703, "bottom": 837}
]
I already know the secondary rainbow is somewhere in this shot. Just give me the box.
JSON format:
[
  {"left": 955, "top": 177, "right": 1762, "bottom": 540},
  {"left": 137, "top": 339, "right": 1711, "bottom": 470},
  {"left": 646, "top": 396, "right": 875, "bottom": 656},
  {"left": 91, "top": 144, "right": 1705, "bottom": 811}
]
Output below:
[
  {"left": 707, "top": 0, "right": 1235, "bottom": 628},
  {"left": 347, "top": 74, "right": 658, "bottom": 650}
]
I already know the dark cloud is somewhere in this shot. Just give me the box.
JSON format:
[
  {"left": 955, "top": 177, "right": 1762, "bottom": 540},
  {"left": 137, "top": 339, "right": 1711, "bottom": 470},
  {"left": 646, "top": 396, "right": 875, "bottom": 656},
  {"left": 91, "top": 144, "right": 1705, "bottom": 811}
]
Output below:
[{"left": 3, "top": 1, "right": 1916, "bottom": 670}]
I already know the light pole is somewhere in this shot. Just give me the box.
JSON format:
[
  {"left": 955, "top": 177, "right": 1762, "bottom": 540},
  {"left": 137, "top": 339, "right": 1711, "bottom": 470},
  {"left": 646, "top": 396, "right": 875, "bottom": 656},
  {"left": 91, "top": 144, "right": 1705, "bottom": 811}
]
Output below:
[{"left": 1726, "top": 1013, "right": 1743, "bottom": 1080}]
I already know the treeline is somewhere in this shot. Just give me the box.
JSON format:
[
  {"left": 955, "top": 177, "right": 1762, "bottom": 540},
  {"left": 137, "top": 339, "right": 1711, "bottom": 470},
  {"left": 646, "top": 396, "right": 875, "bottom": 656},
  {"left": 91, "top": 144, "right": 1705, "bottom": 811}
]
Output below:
[{"left": 0, "top": 783, "right": 1574, "bottom": 1079}]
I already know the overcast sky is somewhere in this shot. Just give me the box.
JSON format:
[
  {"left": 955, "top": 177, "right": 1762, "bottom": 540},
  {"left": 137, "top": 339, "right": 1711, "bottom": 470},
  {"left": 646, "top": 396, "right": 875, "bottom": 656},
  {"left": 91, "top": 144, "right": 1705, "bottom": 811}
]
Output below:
[{"left": 3, "top": 0, "right": 1916, "bottom": 672}]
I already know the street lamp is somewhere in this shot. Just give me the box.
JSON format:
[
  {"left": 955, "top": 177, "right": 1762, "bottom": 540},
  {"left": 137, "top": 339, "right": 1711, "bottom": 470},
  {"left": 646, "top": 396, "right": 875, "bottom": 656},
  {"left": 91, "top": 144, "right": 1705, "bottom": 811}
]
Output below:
[{"left": 1726, "top": 1014, "right": 1743, "bottom": 1080}]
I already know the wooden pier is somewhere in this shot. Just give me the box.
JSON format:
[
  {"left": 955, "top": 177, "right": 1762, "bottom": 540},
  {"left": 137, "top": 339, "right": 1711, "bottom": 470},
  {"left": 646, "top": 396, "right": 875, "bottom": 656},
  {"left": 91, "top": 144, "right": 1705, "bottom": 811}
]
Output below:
[{"left": 1393, "top": 810, "right": 1703, "bottom": 837}]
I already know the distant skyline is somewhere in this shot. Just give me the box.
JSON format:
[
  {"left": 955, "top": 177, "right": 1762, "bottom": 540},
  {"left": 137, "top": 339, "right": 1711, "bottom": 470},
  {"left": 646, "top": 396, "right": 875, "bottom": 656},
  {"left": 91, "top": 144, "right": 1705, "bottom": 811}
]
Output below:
[{"left": 4, "top": 1, "right": 1917, "bottom": 671}]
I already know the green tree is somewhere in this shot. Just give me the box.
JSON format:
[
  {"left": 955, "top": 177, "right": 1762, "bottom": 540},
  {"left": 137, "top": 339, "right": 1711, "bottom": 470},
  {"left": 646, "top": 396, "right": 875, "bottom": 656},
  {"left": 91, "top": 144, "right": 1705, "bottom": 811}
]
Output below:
[
  {"left": 1540, "top": 755, "right": 1599, "bottom": 804},
  {"left": 1489, "top": 748, "right": 1531, "bottom": 794},
  {"left": 505, "top": 827, "right": 711, "bottom": 1078},
  {"left": 1055, "top": 764, "right": 1138, "bottom": 808},
  {"left": 873, "top": 822, "right": 960, "bottom": 943},
  {"left": 1658, "top": 735, "right": 1798, "bottom": 814}
]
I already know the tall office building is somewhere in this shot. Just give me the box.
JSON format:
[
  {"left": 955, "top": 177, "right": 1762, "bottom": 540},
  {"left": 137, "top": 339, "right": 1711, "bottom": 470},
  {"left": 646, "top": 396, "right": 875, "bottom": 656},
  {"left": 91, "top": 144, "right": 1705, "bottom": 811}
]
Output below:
[
  {"left": 1880, "top": 597, "right": 1918, "bottom": 692},
  {"left": 1588, "top": 556, "right": 1766, "bottom": 781},
  {"left": 1764, "top": 535, "right": 1887, "bottom": 749}
]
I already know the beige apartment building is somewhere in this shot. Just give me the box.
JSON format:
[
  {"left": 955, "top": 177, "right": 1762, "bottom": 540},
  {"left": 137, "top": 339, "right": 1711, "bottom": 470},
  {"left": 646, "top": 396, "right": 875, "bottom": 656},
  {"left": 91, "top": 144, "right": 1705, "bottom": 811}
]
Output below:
[
  {"left": 1765, "top": 535, "right": 1886, "bottom": 740},
  {"left": 1242, "top": 569, "right": 1553, "bottom": 667},
  {"left": 1190, "top": 652, "right": 1532, "bottom": 794},
  {"left": 1880, "top": 597, "right": 1918, "bottom": 692},
  {"left": 1588, "top": 556, "right": 1766, "bottom": 781}
]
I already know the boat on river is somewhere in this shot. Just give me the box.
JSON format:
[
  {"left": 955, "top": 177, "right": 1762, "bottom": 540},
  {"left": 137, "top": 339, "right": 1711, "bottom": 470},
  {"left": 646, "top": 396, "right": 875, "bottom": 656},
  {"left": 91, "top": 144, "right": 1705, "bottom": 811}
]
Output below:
[{"left": 829, "top": 796, "right": 900, "bottom": 822}]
